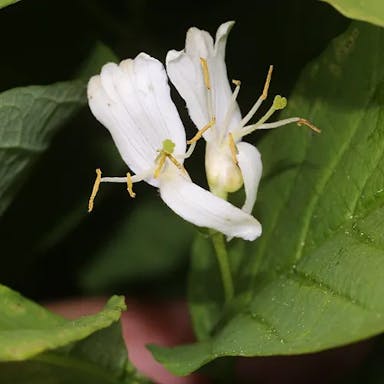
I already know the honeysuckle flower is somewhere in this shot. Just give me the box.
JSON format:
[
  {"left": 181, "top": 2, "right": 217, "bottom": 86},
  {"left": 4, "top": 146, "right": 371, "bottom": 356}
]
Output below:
[
  {"left": 166, "top": 21, "right": 319, "bottom": 215},
  {"left": 87, "top": 53, "right": 261, "bottom": 241}
]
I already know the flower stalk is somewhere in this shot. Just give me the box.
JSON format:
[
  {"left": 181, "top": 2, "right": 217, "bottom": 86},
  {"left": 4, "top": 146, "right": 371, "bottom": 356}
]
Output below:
[{"left": 210, "top": 230, "right": 234, "bottom": 303}]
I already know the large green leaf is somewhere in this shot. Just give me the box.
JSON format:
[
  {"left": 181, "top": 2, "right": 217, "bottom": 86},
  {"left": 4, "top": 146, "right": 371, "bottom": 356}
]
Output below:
[
  {"left": 0, "top": 80, "right": 85, "bottom": 216},
  {"left": 149, "top": 21, "right": 384, "bottom": 375},
  {"left": 322, "top": 0, "right": 384, "bottom": 27},
  {"left": 0, "top": 0, "right": 20, "bottom": 10},
  {"left": 0, "top": 285, "right": 148, "bottom": 383}
]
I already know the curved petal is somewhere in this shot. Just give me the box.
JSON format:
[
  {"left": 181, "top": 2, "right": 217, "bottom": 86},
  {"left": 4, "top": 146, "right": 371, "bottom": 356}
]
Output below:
[
  {"left": 185, "top": 27, "right": 214, "bottom": 58},
  {"left": 214, "top": 21, "right": 235, "bottom": 58},
  {"left": 237, "top": 141, "right": 262, "bottom": 214},
  {"left": 88, "top": 53, "right": 186, "bottom": 186},
  {"left": 166, "top": 49, "right": 210, "bottom": 134},
  {"left": 166, "top": 22, "right": 241, "bottom": 142},
  {"left": 158, "top": 168, "right": 262, "bottom": 241},
  {"left": 211, "top": 20, "right": 242, "bottom": 136}
]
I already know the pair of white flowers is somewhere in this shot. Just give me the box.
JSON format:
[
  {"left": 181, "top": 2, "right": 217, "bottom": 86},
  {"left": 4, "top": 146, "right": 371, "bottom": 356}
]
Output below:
[{"left": 87, "top": 21, "right": 317, "bottom": 241}]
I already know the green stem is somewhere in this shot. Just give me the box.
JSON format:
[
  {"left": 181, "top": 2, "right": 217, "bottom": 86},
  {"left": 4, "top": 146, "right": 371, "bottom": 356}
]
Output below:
[{"left": 210, "top": 230, "right": 234, "bottom": 303}]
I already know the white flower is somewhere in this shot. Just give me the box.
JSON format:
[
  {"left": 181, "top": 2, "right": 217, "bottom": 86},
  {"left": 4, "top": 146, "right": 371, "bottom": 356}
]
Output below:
[
  {"left": 166, "top": 21, "right": 319, "bottom": 215},
  {"left": 87, "top": 53, "right": 261, "bottom": 241}
]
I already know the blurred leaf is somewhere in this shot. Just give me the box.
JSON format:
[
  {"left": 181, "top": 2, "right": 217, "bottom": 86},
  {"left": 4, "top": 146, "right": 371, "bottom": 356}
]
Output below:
[
  {"left": 81, "top": 200, "right": 194, "bottom": 293},
  {"left": 0, "top": 323, "right": 151, "bottom": 383},
  {"left": 0, "top": 286, "right": 125, "bottom": 361},
  {"left": 0, "top": 80, "right": 86, "bottom": 217},
  {"left": 28, "top": 42, "right": 119, "bottom": 252},
  {"left": 77, "top": 42, "right": 118, "bottom": 79},
  {"left": 0, "top": 0, "right": 20, "bottom": 10},
  {"left": 0, "top": 286, "right": 148, "bottom": 383},
  {"left": 322, "top": 0, "right": 384, "bottom": 27},
  {"left": 0, "top": 43, "right": 120, "bottom": 295},
  {"left": 150, "top": 21, "right": 384, "bottom": 375}
]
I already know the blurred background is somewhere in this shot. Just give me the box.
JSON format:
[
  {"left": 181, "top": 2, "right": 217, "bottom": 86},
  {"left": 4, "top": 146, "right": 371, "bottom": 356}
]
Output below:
[{"left": 3, "top": 1, "right": 382, "bottom": 383}]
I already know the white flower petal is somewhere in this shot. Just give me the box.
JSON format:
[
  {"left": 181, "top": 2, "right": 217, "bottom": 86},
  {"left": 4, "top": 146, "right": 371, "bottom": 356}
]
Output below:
[
  {"left": 214, "top": 21, "right": 235, "bottom": 58},
  {"left": 88, "top": 53, "right": 186, "bottom": 186},
  {"left": 158, "top": 168, "right": 262, "bottom": 241},
  {"left": 166, "top": 49, "right": 210, "bottom": 133},
  {"left": 209, "top": 54, "right": 241, "bottom": 137},
  {"left": 185, "top": 27, "right": 214, "bottom": 57},
  {"left": 166, "top": 22, "right": 241, "bottom": 142},
  {"left": 237, "top": 141, "right": 262, "bottom": 214},
  {"left": 88, "top": 75, "right": 154, "bottom": 179}
]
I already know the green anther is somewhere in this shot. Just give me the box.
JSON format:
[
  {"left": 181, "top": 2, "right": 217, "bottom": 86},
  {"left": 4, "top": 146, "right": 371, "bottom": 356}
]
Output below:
[
  {"left": 273, "top": 95, "right": 287, "bottom": 110},
  {"left": 162, "top": 139, "right": 175, "bottom": 153}
]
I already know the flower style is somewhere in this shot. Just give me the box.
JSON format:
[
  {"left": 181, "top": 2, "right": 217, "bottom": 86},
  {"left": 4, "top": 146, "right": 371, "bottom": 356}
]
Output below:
[
  {"left": 87, "top": 53, "right": 261, "bottom": 241},
  {"left": 166, "top": 21, "right": 319, "bottom": 215}
]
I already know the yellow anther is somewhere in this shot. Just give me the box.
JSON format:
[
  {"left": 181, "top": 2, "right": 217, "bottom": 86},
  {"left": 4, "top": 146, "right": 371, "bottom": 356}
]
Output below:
[
  {"left": 88, "top": 168, "right": 102, "bottom": 213},
  {"left": 168, "top": 154, "right": 186, "bottom": 173},
  {"left": 297, "top": 118, "right": 321, "bottom": 133},
  {"left": 228, "top": 132, "right": 239, "bottom": 165},
  {"left": 261, "top": 65, "right": 273, "bottom": 101},
  {"left": 232, "top": 79, "right": 241, "bottom": 87},
  {"left": 126, "top": 172, "right": 136, "bottom": 198},
  {"left": 200, "top": 57, "right": 211, "bottom": 90},
  {"left": 154, "top": 153, "right": 167, "bottom": 179},
  {"left": 154, "top": 151, "right": 186, "bottom": 178},
  {"left": 187, "top": 117, "right": 216, "bottom": 144}
]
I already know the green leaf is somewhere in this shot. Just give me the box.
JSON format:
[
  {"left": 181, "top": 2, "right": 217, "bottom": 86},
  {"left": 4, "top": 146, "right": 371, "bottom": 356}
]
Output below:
[
  {"left": 150, "top": 21, "right": 384, "bottom": 375},
  {"left": 26, "top": 42, "right": 119, "bottom": 252},
  {"left": 77, "top": 42, "right": 118, "bottom": 79},
  {"left": 0, "top": 42, "right": 115, "bottom": 221},
  {"left": 0, "top": 80, "right": 86, "bottom": 217},
  {"left": 0, "top": 285, "right": 125, "bottom": 361},
  {"left": 80, "top": 200, "right": 194, "bottom": 293},
  {"left": 0, "top": 285, "right": 149, "bottom": 383},
  {"left": 0, "top": 0, "right": 20, "bottom": 10},
  {"left": 322, "top": 0, "right": 384, "bottom": 27},
  {"left": 0, "top": 323, "right": 151, "bottom": 384}
]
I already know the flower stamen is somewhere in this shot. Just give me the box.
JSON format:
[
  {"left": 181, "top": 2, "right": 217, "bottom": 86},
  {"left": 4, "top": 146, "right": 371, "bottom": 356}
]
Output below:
[
  {"left": 239, "top": 95, "right": 287, "bottom": 137},
  {"left": 88, "top": 168, "right": 102, "bottom": 213},
  {"left": 187, "top": 117, "right": 216, "bottom": 144},
  {"left": 240, "top": 65, "right": 274, "bottom": 128},
  {"left": 167, "top": 153, "right": 186, "bottom": 172},
  {"left": 126, "top": 172, "right": 136, "bottom": 198},
  {"left": 154, "top": 153, "right": 167, "bottom": 178},
  {"left": 200, "top": 57, "right": 211, "bottom": 90},
  {"left": 261, "top": 65, "right": 273, "bottom": 101},
  {"left": 241, "top": 117, "right": 321, "bottom": 134},
  {"left": 228, "top": 132, "right": 239, "bottom": 165},
  {"left": 220, "top": 79, "right": 242, "bottom": 138},
  {"left": 154, "top": 139, "right": 186, "bottom": 178},
  {"left": 297, "top": 118, "right": 321, "bottom": 133},
  {"left": 200, "top": 57, "right": 214, "bottom": 121},
  {"left": 184, "top": 141, "right": 196, "bottom": 159}
]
